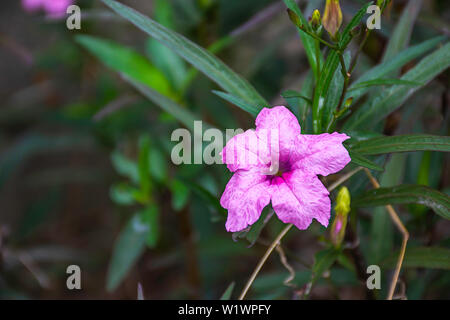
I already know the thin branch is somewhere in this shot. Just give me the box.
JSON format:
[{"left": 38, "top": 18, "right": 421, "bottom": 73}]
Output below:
[
  {"left": 363, "top": 168, "right": 409, "bottom": 300},
  {"left": 275, "top": 245, "right": 296, "bottom": 288},
  {"left": 238, "top": 223, "right": 293, "bottom": 300}
]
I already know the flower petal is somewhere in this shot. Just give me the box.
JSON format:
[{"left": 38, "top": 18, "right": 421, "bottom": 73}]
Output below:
[
  {"left": 221, "top": 129, "right": 271, "bottom": 172},
  {"left": 271, "top": 170, "right": 330, "bottom": 229},
  {"left": 292, "top": 132, "right": 351, "bottom": 176},
  {"left": 220, "top": 168, "right": 271, "bottom": 232},
  {"left": 255, "top": 106, "right": 301, "bottom": 165}
]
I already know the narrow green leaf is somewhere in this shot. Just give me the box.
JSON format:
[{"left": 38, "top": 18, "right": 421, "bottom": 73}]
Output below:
[
  {"left": 170, "top": 179, "right": 190, "bottom": 211},
  {"left": 111, "top": 151, "right": 139, "bottom": 184},
  {"left": 122, "top": 75, "right": 200, "bottom": 131},
  {"left": 220, "top": 282, "right": 235, "bottom": 300},
  {"left": 281, "top": 90, "right": 312, "bottom": 105},
  {"left": 233, "top": 208, "right": 273, "bottom": 248},
  {"left": 347, "top": 36, "right": 446, "bottom": 101},
  {"left": 351, "top": 134, "right": 450, "bottom": 155},
  {"left": 382, "top": 0, "right": 423, "bottom": 63},
  {"left": 107, "top": 214, "right": 148, "bottom": 291},
  {"left": 212, "top": 90, "right": 261, "bottom": 117},
  {"left": 368, "top": 154, "right": 405, "bottom": 265},
  {"left": 283, "top": 0, "right": 322, "bottom": 81},
  {"left": 110, "top": 183, "right": 138, "bottom": 205},
  {"left": 338, "top": 2, "right": 372, "bottom": 48},
  {"left": 312, "top": 247, "right": 339, "bottom": 282},
  {"left": 148, "top": 147, "right": 168, "bottom": 183},
  {"left": 76, "top": 35, "right": 175, "bottom": 99},
  {"left": 347, "top": 79, "right": 422, "bottom": 91},
  {"left": 353, "top": 185, "right": 450, "bottom": 220},
  {"left": 138, "top": 136, "right": 151, "bottom": 196},
  {"left": 101, "top": 0, "right": 267, "bottom": 107},
  {"left": 140, "top": 205, "right": 159, "bottom": 247},
  {"left": 146, "top": 0, "right": 187, "bottom": 92},
  {"left": 383, "top": 247, "right": 450, "bottom": 270},
  {"left": 188, "top": 182, "right": 226, "bottom": 218},
  {"left": 323, "top": 51, "right": 351, "bottom": 129},
  {"left": 344, "top": 42, "right": 450, "bottom": 130},
  {"left": 312, "top": 50, "right": 340, "bottom": 133},
  {"left": 348, "top": 150, "right": 384, "bottom": 171},
  {"left": 282, "top": 72, "right": 314, "bottom": 129}
]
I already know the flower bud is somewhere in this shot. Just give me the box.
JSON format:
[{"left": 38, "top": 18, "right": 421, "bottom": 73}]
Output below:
[
  {"left": 310, "top": 9, "right": 321, "bottom": 30},
  {"left": 287, "top": 8, "right": 302, "bottom": 29},
  {"left": 345, "top": 97, "right": 353, "bottom": 108},
  {"left": 330, "top": 186, "right": 350, "bottom": 248},
  {"left": 322, "top": 0, "right": 343, "bottom": 39}
]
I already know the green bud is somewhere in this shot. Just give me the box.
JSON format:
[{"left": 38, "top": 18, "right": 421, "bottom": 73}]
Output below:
[
  {"left": 345, "top": 97, "right": 353, "bottom": 107},
  {"left": 287, "top": 8, "right": 302, "bottom": 29},
  {"left": 330, "top": 186, "right": 351, "bottom": 248},
  {"left": 310, "top": 9, "right": 321, "bottom": 30}
]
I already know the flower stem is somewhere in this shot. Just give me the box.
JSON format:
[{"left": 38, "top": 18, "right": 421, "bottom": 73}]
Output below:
[{"left": 238, "top": 223, "right": 293, "bottom": 300}]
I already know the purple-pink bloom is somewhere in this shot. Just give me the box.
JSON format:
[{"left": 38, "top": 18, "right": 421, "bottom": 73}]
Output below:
[
  {"left": 220, "top": 106, "right": 351, "bottom": 232},
  {"left": 22, "top": 0, "right": 74, "bottom": 18},
  {"left": 22, "top": 0, "right": 43, "bottom": 12}
]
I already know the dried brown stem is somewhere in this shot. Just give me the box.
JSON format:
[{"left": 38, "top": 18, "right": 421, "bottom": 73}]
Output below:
[{"left": 363, "top": 168, "right": 409, "bottom": 300}]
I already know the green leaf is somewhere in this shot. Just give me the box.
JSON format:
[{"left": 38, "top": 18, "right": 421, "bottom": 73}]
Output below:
[
  {"left": 107, "top": 214, "right": 148, "bottom": 291},
  {"left": 145, "top": 0, "right": 187, "bottom": 92},
  {"left": 283, "top": 0, "right": 322, "bottom": 81},
  {"left": 147, "top": 39, "right": 187, "bottom": 92},
  {"left": 348, "top": 150, "right": 384, "bottom": 171},
  {"left": 312, "top": 50, "right": 340, "bottom": 133},
  {"left": 382, "top": 0, "right": 422, "bottom": 64},
  {"left": 324, "top": 51, "right": 351, "bottom": 130},
  {"left": 220, "top": 282, "right": 235, "bottom": 300},
  {"left": 189, "top": 182, "right": 226, "bottom": 218},
  {"left": 170, "top": 179, "right": 190, "bottom": 211},
  {"left": 347, "top": 36, "right": 446, "bottom": 102},
  {"left": 140, "top": 205, "right": 159, "bottom": 247},
  {"left": 312, "top": 247, "right": 339, "bottom": 283},
  {"left": 76, "top": 35, "right": 175, "bottom": 99},
  {"left": 351, "top": 134, "right": 450, "bottom": 155},
  {"left": 368, "top": 154, "right": 405, "bottom": 265},
  {"left": 282, "top": 72, "right": 314, "bottom": 129},
  {"left": 110, "top": 183, "right": 139, "bottom": 205},
  {"left": 148, "top": 147, "right": 168, "bottom": 183},
  {"left": 353, "top": 184, "right": 450, "bottom": 220},
  {"left": 383, "top": 247, "right": 450, "bottom": 270},
  {"left": 212, "top": 90, "right": 261, "bottom": 117},
  {"left": 338, "top": 2, "right": 372, "bottom": 49},
  {"left": 344, "top": 42, "right": 450, "bottom": 130},
  {"left": 111, "top": 151, "right": 139, "bottom": 184},
  {"left": 232, "top": 208, "right": 273, "bottom": 247},
  {"left": 122, "top": 75, "right": 200, "bottom": 131},
  {"left": 310, "top": 0, "right": 371, "bottom": 133},
  {"left": 101, "top": 0, "right": 267, "bottom": 107},
  {"left": 138, "top": 136, "right": 152, "bottom": 196},
  {"left": 281, "top": 90, "right": 312, "bottom": 105},
  {"left": 347, "top": 79, "right": 422, "bottom": 91}
]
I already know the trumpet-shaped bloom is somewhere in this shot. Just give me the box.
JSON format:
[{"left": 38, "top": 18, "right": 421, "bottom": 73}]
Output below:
[{"left": 220, "top": 106, "right": 351, "bottom": 232}]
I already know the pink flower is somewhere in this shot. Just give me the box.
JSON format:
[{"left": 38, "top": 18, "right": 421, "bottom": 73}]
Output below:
[
  {"left": 21, "top": 0, "right": 74, "bottom": 19},
  {"left": 44, "top": 0, "right": 74, "bottom": 19},
  {"left": 220, "top": 106, "right": 351, "bottom": 232},
  {"left": 22, "top": 0, "right": 44, "bottom": 12}
]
